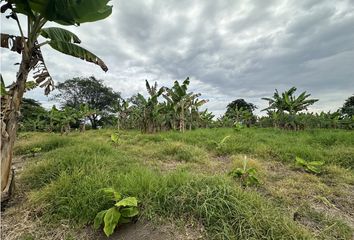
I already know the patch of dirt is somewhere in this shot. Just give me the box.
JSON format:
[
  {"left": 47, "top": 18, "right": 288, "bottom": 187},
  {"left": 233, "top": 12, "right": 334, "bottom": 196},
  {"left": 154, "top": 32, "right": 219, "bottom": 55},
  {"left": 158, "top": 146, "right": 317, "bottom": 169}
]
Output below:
[
  {"left": 256, "top": 158, "right": 354, "bottom": 232},
  {"left": 84, "top": 221, "right": 204, "bottom": 240},
  {"left": 202, "top": 155, "right": 232, "bottom": 174},
  {"left": 156, "top": 160, "right": 185, "bottom": 172},
  {"left": 2, "top": 208, "right": 204, "bottom": 240}
]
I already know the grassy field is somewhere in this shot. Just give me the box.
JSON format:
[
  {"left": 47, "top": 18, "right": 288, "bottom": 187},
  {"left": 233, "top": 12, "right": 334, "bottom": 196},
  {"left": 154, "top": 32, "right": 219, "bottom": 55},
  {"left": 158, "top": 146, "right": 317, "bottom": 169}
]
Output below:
[{"left": 2, "top": 128, "right": 354, "bottom": 240}]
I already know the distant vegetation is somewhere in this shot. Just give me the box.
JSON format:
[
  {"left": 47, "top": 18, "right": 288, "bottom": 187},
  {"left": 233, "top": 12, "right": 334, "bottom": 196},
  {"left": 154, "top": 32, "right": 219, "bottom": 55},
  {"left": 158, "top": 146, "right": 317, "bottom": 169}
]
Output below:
[{"left": 19, "top": 77, "right": 354, "bottom": 133}]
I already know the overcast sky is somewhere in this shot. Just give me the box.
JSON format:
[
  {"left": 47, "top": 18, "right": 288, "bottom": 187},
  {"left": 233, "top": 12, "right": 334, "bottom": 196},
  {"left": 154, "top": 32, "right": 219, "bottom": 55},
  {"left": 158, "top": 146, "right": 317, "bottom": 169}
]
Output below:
[{"left": 1, "top": 0, "right": 354, "bottom": 116}]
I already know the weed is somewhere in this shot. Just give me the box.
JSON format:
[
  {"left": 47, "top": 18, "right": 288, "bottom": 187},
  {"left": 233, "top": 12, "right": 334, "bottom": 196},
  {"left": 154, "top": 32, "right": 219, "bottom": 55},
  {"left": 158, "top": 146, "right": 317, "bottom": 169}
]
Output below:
[
  {"left": 110, "top": 133, "right": 121, "bottom": 145},
  {"left": 28, "top": 147, "right": 42, "bottom": 157},
  {"left": 229, "top": 156, "right": 260, "bottom": 187},
  {"left": 295, "top": 156, "right": 324, "bottom": 174},
  {"left": 215, "top": 135, "right": 231, "bottom": 154},
  {"left": 234, "top": 122, "right": 243, "bottom": 131},
  {"left": 94, "top": 188, "right": 139, "bottom": 237}
]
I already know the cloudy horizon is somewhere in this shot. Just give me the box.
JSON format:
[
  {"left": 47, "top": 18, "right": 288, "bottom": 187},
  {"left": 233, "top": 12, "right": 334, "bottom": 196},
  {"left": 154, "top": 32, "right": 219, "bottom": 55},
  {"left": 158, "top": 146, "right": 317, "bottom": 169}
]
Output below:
[{"left": 1, "top": 0, "right": 354, "bottom": 117}]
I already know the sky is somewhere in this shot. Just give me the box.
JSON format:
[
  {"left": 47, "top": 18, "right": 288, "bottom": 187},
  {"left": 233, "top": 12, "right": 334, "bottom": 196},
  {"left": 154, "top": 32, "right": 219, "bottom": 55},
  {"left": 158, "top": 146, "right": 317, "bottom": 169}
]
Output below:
[{"left": 1, "top": 0, "right": 354, "bottom": 117}]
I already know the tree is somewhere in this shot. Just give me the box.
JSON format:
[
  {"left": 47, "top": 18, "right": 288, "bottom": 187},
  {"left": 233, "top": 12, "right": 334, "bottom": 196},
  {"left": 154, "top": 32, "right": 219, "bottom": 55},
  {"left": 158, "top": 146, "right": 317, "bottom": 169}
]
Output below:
[
  {"left": 225, "top": 99, "right": 256, "bottom": 117},
  {"left": 262, "top": 87, "right": 318, "bottom": 130},
  {"left": 262, "top": 87, "right": 318, "bottom": 115},
  {"left": 225, "top": 99, "right": 256, "bottom": 127},
  {"left": 19, "top": 98, "right": 48, "bottom": 131},
  {"left": 1, "top": 0, "right": 112, "bottom": 202},
  {"left": 187, "top": 96, "right": 208, "bottom": 130},
  {"left": 341, "top": 95, "right": 354, "bottom": 117},
  {"left": 55, "top": 76, "right": 121, "bottom": 129},
  {"left": 199, "top": 109, "right": 214, "bottom": 128},
  {"left": 163, "top": 77, "right": 203, "bottom": 132},
  {"left": 133, "top": 80, "right": 165, "bottom": 133}
]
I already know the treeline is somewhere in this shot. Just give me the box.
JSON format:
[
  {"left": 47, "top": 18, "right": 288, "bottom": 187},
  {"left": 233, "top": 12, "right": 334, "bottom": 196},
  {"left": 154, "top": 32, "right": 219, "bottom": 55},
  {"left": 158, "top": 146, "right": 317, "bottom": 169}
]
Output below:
[
  {"left": 19, "top": 76, "right": 354, "bottom": 133},
  {"left": 218, "top": 87, "right": 354, "bottom": 130},
  {"left": 19, "top": 76, "right": 210, "bottom": 133}
]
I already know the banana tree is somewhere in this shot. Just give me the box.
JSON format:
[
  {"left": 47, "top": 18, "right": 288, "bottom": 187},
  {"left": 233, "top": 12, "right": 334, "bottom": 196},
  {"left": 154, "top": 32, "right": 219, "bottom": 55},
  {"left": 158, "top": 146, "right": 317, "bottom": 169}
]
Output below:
[
  {"left": 163, "top": 77, "right": 198, "bottom": 132},
  {"left": 136, "top": 80, "right": 165, "bottom": 133},
  {"left": 262, "top": 87, "right": 318, "bottom": 130},
  {"left": 78, "top": 104, "right": 96, "bottom": 132},
  {"left": 114, "top": 99, "right": 129, "bottom": 130},
  {"left": 199, "top": 109, "right": 214, "bottom": 128},
  {"left": 262, "top": 87, "right": 318, "bottom": 115},
  {"left": 187, "top": 96, "right": 208, "bottom": 130},
  {"left": 1, "top": 0, "right": 112, "bottom": 201}
]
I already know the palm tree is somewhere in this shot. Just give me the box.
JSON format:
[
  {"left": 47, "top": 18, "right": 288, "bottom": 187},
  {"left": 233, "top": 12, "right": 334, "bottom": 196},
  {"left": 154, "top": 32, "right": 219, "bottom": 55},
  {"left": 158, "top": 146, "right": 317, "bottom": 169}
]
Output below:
[{"left": 1, "top": 0, "right": 112, "bottom": 201}]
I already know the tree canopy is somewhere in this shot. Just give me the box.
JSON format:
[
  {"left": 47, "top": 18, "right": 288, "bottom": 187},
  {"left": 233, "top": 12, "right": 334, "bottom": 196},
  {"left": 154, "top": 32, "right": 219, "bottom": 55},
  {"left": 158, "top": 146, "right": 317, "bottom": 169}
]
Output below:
[
  {"left": 55, "top": 76, "right": 121, "bottom": 128},
  {"left": 225, "top": 99, "right": 256, "bottom": 116},
  {"left": 341, "top": 95, "right": 354, "bottom": 117},
  {"left": 262, "top": 87, "right": 318, "bottom": 115}
]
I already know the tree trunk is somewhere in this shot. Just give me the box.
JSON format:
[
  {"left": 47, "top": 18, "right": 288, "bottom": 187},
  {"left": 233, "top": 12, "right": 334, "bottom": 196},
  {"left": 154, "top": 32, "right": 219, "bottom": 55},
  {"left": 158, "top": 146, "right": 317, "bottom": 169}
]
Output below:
[
  {"left": 117, "top": 113, "right": 120, "bottom": 130},
  {"left": 1, "top": 55, "right": 30, "bottom": 202},
  {"left": 189, "top": 111, "right": 192, "bottom": 131},
  {"left": 89, "top": 115, "right": 98, "bottom": 129},
  {"left": 179, "top": 108, "right": 185, "bottom": 133}
]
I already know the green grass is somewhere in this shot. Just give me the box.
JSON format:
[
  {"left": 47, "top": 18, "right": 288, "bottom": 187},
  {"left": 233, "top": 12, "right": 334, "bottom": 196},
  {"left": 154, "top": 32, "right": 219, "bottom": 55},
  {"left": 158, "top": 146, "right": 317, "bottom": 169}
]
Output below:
[
  {"left": 155, "top": 128, "right": 354, "bottom": 168},
  {"left": 13, "top": 128, "right": 354, "bottom": 239}
]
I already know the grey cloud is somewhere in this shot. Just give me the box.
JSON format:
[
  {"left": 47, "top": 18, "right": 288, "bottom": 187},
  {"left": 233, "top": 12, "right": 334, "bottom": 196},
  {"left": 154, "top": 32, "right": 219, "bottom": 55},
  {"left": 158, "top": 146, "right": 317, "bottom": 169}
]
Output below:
[{"left": 1, "top": 0, "right": 353, "bottom": 116}]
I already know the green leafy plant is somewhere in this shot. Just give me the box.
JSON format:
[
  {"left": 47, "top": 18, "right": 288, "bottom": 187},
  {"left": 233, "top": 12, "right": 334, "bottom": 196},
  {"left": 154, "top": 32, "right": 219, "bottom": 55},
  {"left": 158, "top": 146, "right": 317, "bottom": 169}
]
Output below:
[
  {"left": 94, "top": 188, "right": 139, "bottom": 237},
  {"left": 110, "top": 133, "right": 121, "bottom": 145},
  {"left": 216, "top": 135, "right": 230, "bottom": 150},
  {"left": 229, "top": 157, "right": 260, "bottom": 187},
  {"left": 28, "top": 147, "right": 42, "bottom": 157},
  {"left": 295, "top": 157, "right": 324, "bottom": 174},
  {"left": 234, "top": 122, "right": 244, "bottom": 131}
]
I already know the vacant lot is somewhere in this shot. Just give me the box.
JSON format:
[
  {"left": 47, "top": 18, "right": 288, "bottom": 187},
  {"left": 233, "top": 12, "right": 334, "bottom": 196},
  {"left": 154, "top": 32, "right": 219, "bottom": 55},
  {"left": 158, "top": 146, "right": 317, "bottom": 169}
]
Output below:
[{"left": 2, "top": 128, "right": 354, "bottom": 240}]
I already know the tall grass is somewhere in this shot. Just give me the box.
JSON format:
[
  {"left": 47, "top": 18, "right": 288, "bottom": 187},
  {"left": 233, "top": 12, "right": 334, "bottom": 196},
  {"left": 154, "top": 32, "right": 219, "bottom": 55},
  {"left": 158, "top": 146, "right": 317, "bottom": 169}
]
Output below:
[
  {"left": 14, "top": 128, "right": 353, "bottom": 239},
  {"left": 158, "top": 128, "right": 354, "bottom": 168}
]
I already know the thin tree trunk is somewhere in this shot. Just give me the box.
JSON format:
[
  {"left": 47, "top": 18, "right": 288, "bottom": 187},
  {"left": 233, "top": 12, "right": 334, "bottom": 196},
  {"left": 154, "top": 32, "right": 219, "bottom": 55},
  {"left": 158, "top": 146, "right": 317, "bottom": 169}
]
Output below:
[
  {"left": 180, "top": 108, "right": 185, "bottom": 133},
  {"left": 189, "top": 110, "right": 192, "bottom": 131},
  {"left": 1, "top": 55, "right": 30, "bottom": 201},
  {"left": 117, "top": 112, "right": 120, "bottom": 130}
]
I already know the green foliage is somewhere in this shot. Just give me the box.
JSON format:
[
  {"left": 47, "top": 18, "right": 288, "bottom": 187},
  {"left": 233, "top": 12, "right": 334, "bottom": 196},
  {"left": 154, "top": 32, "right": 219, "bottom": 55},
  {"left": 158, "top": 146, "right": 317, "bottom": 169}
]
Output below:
[
  {"left": 262, "top": 87, "right": 319, "bottom": 115},
  {"left": 295, "top": 157, "right": 324, "bottom": 174},
  {"left": 2, "top": 0, "right": 112, "bottom": 99},
  {"left": 229, "top": 157, "right": 260, "bottom": 187},
  {"left": 341, "top": 95, "right": 354, "bottom": 117},
  {"left": 158, "top": 142, "right": 206, "bottom": 162},
  {"left": 110, "top": 133, "right": 120, "bottom": 145},
  {"left": 215, "top": 135, "right": 231, "bottom": 154},
  {"left": 0, "top": 74, "right": 6, "bottom": 97},
  {"left": 28, "top": 147, "right": 42, "bottom": 156},
  {"left": 55, "top": 76, "right": 121, "bottom": 129},
  {"left": 234, "top": 122, "right": 243, "bottom": 131},
  {"left": 261, "top": 87, "right": 319, "bottom": 130},
  {"left": 24, "top": 81, "right": 39, "bottom": 91},
  {"left": 226, "top": 99, "right": 256, "bottom": 116},
  {"left": 8, "top": 0, "right": 112, "bottom": 26},
  {"left": 15, "top": 129, "right": 353, "bottom": 239},
  {"left": 225, "top": 99, "right": 256, "bottom": 127},
  {"left": 93, "top": 188, "right": 139, "bottom": 237}
]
